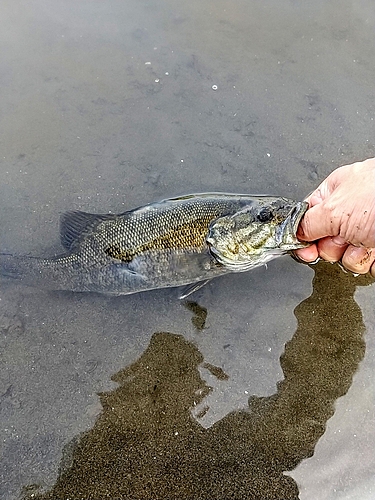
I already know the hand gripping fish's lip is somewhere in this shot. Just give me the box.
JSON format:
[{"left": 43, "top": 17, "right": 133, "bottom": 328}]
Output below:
[
  {"left": 277, "top": 200, "right": 309, "bottom": 248},
  {"left": 291, "top": 201, "right": 309, "bottom": 234}
]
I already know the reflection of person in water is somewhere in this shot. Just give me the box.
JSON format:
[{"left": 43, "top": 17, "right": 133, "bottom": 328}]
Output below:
[
  {"left": 295, "top": 158, "right": 375, "bottom": 277},
  {"left": 28, "top": 263, "right": 371, "bottom": 500}
]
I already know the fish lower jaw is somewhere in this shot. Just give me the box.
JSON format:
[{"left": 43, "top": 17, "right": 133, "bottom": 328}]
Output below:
[{"left": 280, "top": 239, "right": 310, "bottom": 251}]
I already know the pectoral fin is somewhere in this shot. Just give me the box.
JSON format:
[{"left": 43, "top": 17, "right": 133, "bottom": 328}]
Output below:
[{"left": 179, "top": 279, "right": 211, "bottom": 299}]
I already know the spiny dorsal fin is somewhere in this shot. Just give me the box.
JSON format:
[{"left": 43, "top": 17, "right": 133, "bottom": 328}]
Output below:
[{"left": 60, "top": 211, "right": 115, "bottom": 251}]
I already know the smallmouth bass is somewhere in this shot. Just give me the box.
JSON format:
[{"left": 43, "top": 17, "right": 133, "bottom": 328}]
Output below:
[{"left": 0, "top": 193, "right": 308, "bottom": 297}]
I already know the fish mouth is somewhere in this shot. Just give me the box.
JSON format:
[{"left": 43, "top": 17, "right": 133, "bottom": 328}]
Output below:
[
  {"left": 290, "top": 201, "right": 309, "bottom": 234},
  {"left": 277, "top": 201, "right": 309, "bottom": 248}
]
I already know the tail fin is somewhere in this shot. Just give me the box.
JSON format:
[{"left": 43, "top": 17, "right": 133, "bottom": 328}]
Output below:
[
  {"left": 0, "top": 253, "right": 47, "bottom": 286},
  {"left": 1, "top": 253, "right": 23, "bottom": 279}
]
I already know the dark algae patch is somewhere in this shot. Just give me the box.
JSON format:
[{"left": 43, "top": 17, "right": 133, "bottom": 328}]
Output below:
[
  {"left": 23, "top": 263, "right": 372, "bottom": 500},
  {"left": 184, "top": 300, "right": 208, "bottom": 330},
  {"left": 202, "top": 362, "right": 229, "bottom": 381}
]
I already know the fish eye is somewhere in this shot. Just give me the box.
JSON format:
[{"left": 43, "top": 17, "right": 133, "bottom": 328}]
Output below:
[{"left": 257, "top": 208, "right": 273, "bottom": 222}]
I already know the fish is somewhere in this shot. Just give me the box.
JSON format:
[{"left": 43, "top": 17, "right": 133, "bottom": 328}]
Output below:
[{"left": 0, "top": 193, "right": 308, "bottom": 297}]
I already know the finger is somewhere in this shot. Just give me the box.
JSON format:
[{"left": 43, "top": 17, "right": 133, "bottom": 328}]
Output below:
[
  {"left": 298, "top": 202, "right": 338, "bottom": 242},
  {"left": 371, "top": 261, "right": 375, "bottom": 278},
  {"left": 341, "top": 246, "right": 374, "bottom": 275},
  {"left": 308, "top": 190, "right": 325, "bottom": 207},
  {"left": 294, "top": 244, "right": 319, "bottom": 263},
  {"left": 317, "top": 236, "right": 348, "bottom": 262},
  {"left": 305, "top": 172, "right": 333, "bottom": 201},
  {"left": 305, "top": 176, "right": 336, "bottom": 206}
]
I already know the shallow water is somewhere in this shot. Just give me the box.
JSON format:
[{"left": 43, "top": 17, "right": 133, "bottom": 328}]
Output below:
[{"left": 1, "top": 1, "right": 374, "bottom": 499}]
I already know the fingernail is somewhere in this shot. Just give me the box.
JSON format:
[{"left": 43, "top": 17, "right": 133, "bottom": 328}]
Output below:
[
  {"left": 292, "top": 253, "right": 309, "bottom": 263},
  {"left": 310, "top": 258, "right": 320, "bottom": 265}
]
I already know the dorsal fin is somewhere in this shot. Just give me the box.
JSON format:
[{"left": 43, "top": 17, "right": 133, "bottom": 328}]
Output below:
[{"left": 60, "top": 211, "right": 115, "bottom": 251}]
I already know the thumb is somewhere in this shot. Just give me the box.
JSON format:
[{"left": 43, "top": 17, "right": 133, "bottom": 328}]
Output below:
[
  {"left": 297, "top": 202, "right": 336, "bottom": 241},
  {"left": 305, "top": 176, "right": 335, "bottom": 208}
]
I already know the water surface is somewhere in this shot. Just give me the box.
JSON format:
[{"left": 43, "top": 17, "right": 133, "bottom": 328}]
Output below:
[{"left": 1, "top": 1, "right": 374, "bottom": 499}]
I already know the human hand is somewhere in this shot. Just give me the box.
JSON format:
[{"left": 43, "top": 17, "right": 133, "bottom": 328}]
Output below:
[{"left": 295, "top": 158, "right": 375, "bottom": 277}]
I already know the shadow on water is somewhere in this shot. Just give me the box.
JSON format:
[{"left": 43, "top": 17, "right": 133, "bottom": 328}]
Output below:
[{"left": 23, "top": 262, "right": 373, "bottom": 500}]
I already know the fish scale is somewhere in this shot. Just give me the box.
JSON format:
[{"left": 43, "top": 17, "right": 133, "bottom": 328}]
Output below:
[
  {"left": 84, "top": 198, "right": 239, "bottom": 261},
  {"left": 0, "top": 193, "right": 308, "bottom": 296}
]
